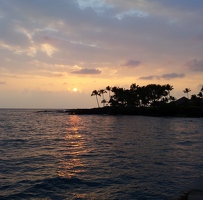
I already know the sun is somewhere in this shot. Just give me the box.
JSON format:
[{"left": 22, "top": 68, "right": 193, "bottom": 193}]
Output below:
[{"left": 73, "top": 88, "right": 78, "bottom": 92}]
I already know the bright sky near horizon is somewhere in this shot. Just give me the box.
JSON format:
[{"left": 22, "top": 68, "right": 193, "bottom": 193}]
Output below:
[{"left": 0, "top": 0, "right": 203, "bottom": 108}]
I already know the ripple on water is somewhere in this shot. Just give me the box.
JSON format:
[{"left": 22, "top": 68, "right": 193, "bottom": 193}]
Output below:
[{"left": 0, "top": 110, "right": 203, "bottom": 200}]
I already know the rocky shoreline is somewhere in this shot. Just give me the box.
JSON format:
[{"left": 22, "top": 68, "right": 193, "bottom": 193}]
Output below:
[
  {"left": 68, "top": 106, "right": 203, "bottom": 118},
  {"left": 37, "top": 106, "right": 203, "bottom": 118}
]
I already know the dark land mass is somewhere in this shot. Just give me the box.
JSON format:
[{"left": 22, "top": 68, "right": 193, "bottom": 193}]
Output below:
[
  {"left": 87, "top": 83, "right": 203, "bottom": 118},
  {"left": 68, "top": 103, "right": 203, "bottom": 118}
]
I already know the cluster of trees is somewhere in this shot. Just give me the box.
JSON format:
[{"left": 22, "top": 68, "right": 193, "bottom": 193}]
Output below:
[
  {"left": 91, "top": 83, "right": 175, "bottom": 108},
  {"left": 190, "top": 87, "right": 203, "bottom": 100},
  {"left": 91, "top": 84, "right": 203, "bottom": 108},
  {"left": 69, "top": 85, "right": 202, "bottom": 116}
]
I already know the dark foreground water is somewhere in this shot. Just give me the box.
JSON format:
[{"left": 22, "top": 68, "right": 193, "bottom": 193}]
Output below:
[{"left": 0, "top": 109, "right": 203, "bottom": 200}]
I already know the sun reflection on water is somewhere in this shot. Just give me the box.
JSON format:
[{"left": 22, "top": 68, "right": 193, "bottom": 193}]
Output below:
[{"left": 57, "top": 115, "right": 87, "bottom": 178}]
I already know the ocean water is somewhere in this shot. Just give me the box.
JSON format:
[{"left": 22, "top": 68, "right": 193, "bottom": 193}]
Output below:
[{"left": 0, "top": 109, "right": 203, "bottom": 200}]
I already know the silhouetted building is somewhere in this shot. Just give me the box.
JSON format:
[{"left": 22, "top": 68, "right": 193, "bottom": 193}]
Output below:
[{"left": 175, "top": 96, "right": 188, "bottom": 105}]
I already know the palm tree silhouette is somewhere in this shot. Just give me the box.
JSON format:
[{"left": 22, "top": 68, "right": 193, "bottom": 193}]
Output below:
[
  {"left": 130, "top": 83, "right": 140, "bottom": 106},
  {"left": 165, "top": 84, "right": 174, "bottom": 102},
  {"left": 183, "top": 88, "right": 191, "bottom": 98},
  {"left": 99, "top": 89, "right": 107, "bottom": 107},
  {"left": 91, "top": 90, "right": 101, "bottom": 107},
  {"left": 106, "top": 86, "right": 111, "bottom": 101}
]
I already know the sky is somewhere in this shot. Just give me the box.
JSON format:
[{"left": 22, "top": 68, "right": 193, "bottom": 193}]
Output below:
[{"left": 0, "top": 0, "right": 203, "bottom": 109}]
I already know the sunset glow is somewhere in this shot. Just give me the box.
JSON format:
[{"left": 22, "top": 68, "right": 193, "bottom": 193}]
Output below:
[{"left": 0, "top": 0, "right": 202, "bottom": 108}]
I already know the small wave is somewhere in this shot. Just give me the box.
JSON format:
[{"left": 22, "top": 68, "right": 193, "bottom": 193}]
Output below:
[
  {"left": 0, "top": 176, "right": 102, "bottom": 199},
  {"left": 177, "top": 140, "right": 194, "bottom": 146},
  {"left": 36, "top": 176, "right": 101, "bottom": 188}
]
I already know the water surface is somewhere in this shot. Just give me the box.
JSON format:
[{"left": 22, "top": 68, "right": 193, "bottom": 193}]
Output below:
[{"left": 0, "top": 109, "right": 203, "bottom": 199}]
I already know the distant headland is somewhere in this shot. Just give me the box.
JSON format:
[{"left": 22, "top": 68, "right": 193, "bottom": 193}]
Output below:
[
  {"left": 39, "top": 83, "right": 203, "bottom": 117},
  {"left": 69, "top": 83, "right": 203, "bottom": 117}
]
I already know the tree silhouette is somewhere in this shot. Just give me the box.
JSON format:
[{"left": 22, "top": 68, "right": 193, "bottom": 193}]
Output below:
[
  {"left": 108, "top": 84, "right": 174, "bottom": 107},
  {"left": 130, "top": 83, "right": 139, "bottom": 90},
  {"left": 110, "top": 86, "right": 126, "bottom": 106},
  {"left": 91, "top": 84, "right": 202, "bottom": 111},
  {"left": 106, "top": 86, "right": 111, "bottom": 102},
  {"left": 91, "top": 90, "right": 101, "bottom": 108},
  {"left": 198, "top": 92, "right": 203, "bottom": 98},
  {"left": 164, "top": 84, "right": 174, "bottom": 102},
  {"left": 198, "top": 86, "right": 203, "bottom": 98},
  {"left": 129, "top": 83, "right": 140, "bottom": 106},
  {"left": 99, "top": 89, "right": 107, "bottom": 107},
  {"left": 183, "top": 88, "right": 191, "bottom": 98},
  {"left": 88, "top": 83, "right": 202, "bottom": 117},
  {"left": 101, "top": 99, "right": 107, "bottom": 106},
  {"left": 144, "top": 84, "right": 165, "bottom": 106}
]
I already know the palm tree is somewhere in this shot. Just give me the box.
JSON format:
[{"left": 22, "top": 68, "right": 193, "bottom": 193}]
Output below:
[
  {"left": 91, "top": 90, "right": 101, "bottom": 108},
  {"left": 183, "top": 88, "right": 191, "bottom": 98},
  {"left": 129, "top": 83, "right": 139, "bottom": 106},
  {"left": 106, "top": 86, "right": 111, "bottom": 101},
  {"left": 165, "top": 84, "right": 174, "bottom": 102},
  {"left": 99, "top": 89, "right": 107, "bottom": 107}
]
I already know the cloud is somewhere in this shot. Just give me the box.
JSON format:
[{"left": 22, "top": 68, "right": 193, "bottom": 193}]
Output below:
[
  {"left": 0, "top": 18, "right": 31, "bottom": 48},
  {"left": 139, "top": 73, "right": 185, "bottom": 80},
  {"left": 139, "top": 75, "right": 157, "bottom": 80},
  {"left": 115, "top": 10, "right": 149, "bottom": 20},
  {"left": 121, "top": 59, "right": 141, "bottom": 67},
  {"left": 185, "top": 59, "right": 203, "bottom": 72},
  {"left": 0, "top": 81, "right": 6, "bottom": 85},
  {"left": 152, "top": 0, "right": 203, "bottom": 11},
  {"left": 71, "top": 68, "right": 101, "bottom": 74},
  {"left": 77, "top": 0, "right": 112, "bottom": 12},
  {"left": 1, "top": 0, "right": 202, "bottom": 67},
  {"left": 161, "top": 73, "right": 185, "bottom": 79}
]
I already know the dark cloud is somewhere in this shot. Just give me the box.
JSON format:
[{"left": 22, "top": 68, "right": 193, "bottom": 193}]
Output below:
[
  {"left": 0, "top": 0, "right": 203, "bottom": 77},
  {"left": 71, "top": 68, "right": 101, "bottom": 74},
  {"left": 152, "top": 0, "right": 203, "bottom": 11},
  {"left": 139, "top": 75, "right": 157, "bottom": 80},
  {"left": 185, "top": 59, "right": 203, "bottom": 72},
  {"left": 121, "top": 59, "right": 141, "bottom": 67},
  {"left": 139, "top": 73, "right": 185, "bottom": 80},
  {"left": 1, "top": 0, "right": 202, "bottom": 63},
  {"left": 161, "top": 73, "right": 185, "bottom": 79}
]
